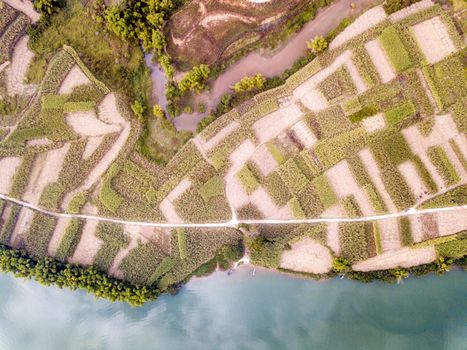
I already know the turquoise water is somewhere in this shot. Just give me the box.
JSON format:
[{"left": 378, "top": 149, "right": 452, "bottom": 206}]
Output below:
[{"left": 0, "top": 268, "right": 465, "bottom": 350}]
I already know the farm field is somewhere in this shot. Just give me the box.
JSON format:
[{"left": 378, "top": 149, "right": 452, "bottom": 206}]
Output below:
[{"left": 0, "top": 0, "right": 466, "bottom": 301}]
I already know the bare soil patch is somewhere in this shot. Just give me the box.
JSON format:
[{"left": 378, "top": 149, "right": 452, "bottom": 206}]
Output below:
[
  {"left": 353, "top": 246, "right": 436, "bottom": 271},
  {"left": 251, "top": 144, "right": 278, "bottom": 177},
  {"left": 326, "top": 160, "right": 374, "bottom": 216},
  {"left": 0, "top": 157, "right": 21, "bottom": 194},
  {"left": 365, "top": 39, "right": 395, "bottom": 83},
  {"left": 253, "top": 103, "right": 303, "bottom": 143},
  {"left": 6, "top": 35, "right": 36, "bottom": 96},
  {"left": 280, "top": 238, "right": 333, "bottom": 274},
  {"left": 58, "top": 65, "right": 91, "bottom": 95},
  {"left": 412, "top": 17, "right": 456, "bottom": 64}
]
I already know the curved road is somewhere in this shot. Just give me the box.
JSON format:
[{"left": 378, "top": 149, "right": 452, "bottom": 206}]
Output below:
[{"left": 1, "top": 193, "right": 465, "bottom": 229}]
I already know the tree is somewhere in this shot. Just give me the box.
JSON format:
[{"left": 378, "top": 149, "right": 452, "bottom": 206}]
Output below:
[
  {"left": 159, "top": 54, "right": 174, "bottom": 79},
  {"left": 435, "top": 257, "right": 452, "bottom": 275},
  {"left": 232, "top": 74, "right": 266, "bottom": 93},
  {"left": 307, "top": 35, "right": 328, "bottom": 54},
  {"left": 390, "top": 268, "right": 409, "bottom": 283},
  {"left": 332, "top": 257, "right": 351, "bottom": 273},
  {"left": 152, "top": 104, "right": 165, "bottom": 118},
  {"left": 34, "top": 0, "right": 64, "bottom": 16},
  {"left": 131, "top": 100, "right": 146, "bottom": 122},
  {"left": 179, "top": 64, "right": 210, "bottom": 94}
]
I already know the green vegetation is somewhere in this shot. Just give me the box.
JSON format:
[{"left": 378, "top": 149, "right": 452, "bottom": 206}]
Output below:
[
  {"left": 199, "top": 176, "right": 225, "bottom": 202},
  {"left": 398, "top": 217, "right": 413, "bottom": 246},
  {"left": 266, "top": 142, "right": 287, "bottom": 164},
  {"left": 277, "top": 159, "right": 309, "bottom": 195},
  {"left": 419, "top": 185, "right": 467, "bottom": 209},
  {"left": 312, "top": 174, "right": 337, "bottom": 209},
  {"left": 99, "top": 164, "right": 124, "bottom": 213},
  {"left": 427, "top": 146, "right": 460, "bottom": 187},
  {"left": 94, "top": 223, "right": 129, "bottom": 272},
  {"left": 339, "top": 222, "right": 368, "bottom": 263},
  {"left": 179, "top": 64, "right": 210, "bottom": 94},
  {"left": 236, "top": 166, "right": 260, "bottom": 195},
  {"left": 378, "top": 26, "right": 412, "bottom": 72},
  {"left": 307, "top": 35, "right": 328, "bottom": 54},
  {"left": 28, "top": 0, "right": 150, "bottom": 101},
  {"left": 384, "top": 101, "right": 416, "bottom": 126},
  {"left": 232, "top": 74, "right": 266, "bottom": 94},
  {"left": 177, "top": 229, "right": 187, "bottom": 260},
  {"left": 384, "top": 0, "right": 422, "bottom": 14},
  {"left": 0, "top": 244, "right": 157, "bottom": 306},
  {"left": 55, "top": 219, "right": 83, "bottom": 261},
  {"left": 435, "top": 237, "right": 467, "bottom": 259}
]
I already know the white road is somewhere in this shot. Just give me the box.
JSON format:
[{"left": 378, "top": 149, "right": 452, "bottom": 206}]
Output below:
[{"left": 0, "top": 193, "right": 466, "bottom": 229}]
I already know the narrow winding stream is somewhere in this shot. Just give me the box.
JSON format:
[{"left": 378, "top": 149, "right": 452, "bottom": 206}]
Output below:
[{"left": 147, "top": 0, "right": 380, "bottom": 131}]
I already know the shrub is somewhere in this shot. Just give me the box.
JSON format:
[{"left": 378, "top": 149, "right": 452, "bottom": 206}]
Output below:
[
  {"left": 430, "top": 56, "right": 467, "bottom": 109},
  {"left": 427, "top": 146, "right": 460, "bottom": 187},
  {"left": 378, "top": 132, "right": 413, "bottom": 165},
  {"left": 179, "top": 64, "right": 210, "bottom": 94},
  {"left": 296, "top": 183, "right": 324, "bottom": 217},
  {"left": 364, "top": 183, "right": 387, "bottom": 213},
  {"left": 120, "top": 241, "right": 167, "bottom": 285},
  {"left": 232, "top": 74, "right": 266, "bottom": 93},
  {"left": 23, "top": 213, "right": 57, "bottom": 258},
  {"left": 373, "top": 222, "right": 383, "bottom": 255},
  {"left": 39, "top": 182, "right": 65, "bottom": 209},
  {"left": 312, "top": 174, "right": 337, "bottom": 209},
  {"left": 147, "top": 257, "right": 176, "bottom": 285},
  {"left": 378, "top": 26, "right": 412, "bottom": 72},
  {"left": 412, "top": 156, "right": 438, "bottom": 194},
  {"left": 384, "top": 100, "right": 416, "bottom": 126},
  {"left": 307, "top": 35, "right": 328, "bottom": 54},
  {"left": 67, "top": 192, "right": 87, "bottom": 214}
]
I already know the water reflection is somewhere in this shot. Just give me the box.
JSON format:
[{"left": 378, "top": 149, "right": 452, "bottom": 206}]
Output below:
[{"left": 0, "top": 268, "right": 465, "bottom": 350}]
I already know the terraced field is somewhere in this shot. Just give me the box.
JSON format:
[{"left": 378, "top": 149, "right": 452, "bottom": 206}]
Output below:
[{"left": 0, "top": 0, "right": 466, "bottom": 290}]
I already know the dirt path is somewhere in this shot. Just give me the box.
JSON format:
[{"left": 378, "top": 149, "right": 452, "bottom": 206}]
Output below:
[
  {"left": 1, "top": 193, "right": 465, "bottom": 228},
  {"left": 151, "top": 0, "right": 382, "bottom": 131}
]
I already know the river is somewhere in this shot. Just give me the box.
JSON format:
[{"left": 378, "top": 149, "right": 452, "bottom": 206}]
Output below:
[
  {"left": 147, "top": 0, "right": 380, "bottom": 131},
  {"left": 0, "top": 268, "right": 465, "bottom": 349}
]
